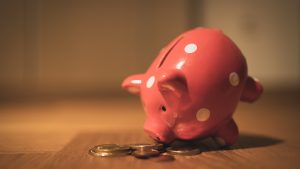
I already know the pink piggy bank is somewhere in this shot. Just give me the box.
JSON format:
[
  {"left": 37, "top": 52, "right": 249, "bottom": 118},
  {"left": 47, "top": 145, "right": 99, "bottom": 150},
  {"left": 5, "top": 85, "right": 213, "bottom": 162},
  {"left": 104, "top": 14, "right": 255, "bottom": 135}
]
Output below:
[{"left": 122, "top": 28, "right": 263, "bottom": 146}]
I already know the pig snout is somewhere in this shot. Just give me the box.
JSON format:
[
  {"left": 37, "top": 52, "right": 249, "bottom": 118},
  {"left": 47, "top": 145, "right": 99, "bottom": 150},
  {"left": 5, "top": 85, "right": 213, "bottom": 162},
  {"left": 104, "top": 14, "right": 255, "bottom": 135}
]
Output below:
[{"left": 144, "top": 119, "right": 175, "bottom": 143}]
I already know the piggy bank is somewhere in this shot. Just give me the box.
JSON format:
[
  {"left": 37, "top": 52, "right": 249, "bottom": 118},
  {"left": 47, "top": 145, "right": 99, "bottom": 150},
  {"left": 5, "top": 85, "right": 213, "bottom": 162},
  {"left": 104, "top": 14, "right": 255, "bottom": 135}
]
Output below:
[{"left": 122, "top": 28, "right": 263, "bottom": 146}]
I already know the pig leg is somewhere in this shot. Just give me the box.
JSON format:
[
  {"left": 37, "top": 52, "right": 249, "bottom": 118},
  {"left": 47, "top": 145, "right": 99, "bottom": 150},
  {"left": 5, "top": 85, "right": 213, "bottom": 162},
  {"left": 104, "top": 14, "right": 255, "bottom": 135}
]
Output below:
[{"left": 213, "top": 118, "right": 239, "bottom": 146}]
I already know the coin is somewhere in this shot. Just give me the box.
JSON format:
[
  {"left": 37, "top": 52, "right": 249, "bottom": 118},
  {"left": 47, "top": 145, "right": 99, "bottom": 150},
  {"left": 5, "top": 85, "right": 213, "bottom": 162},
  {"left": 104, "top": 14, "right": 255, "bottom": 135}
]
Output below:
[
  {"left": 152, "top": 153, "right": 175, "bottom": 162},
  {"left": 89, "top": 148, "right": 119, "bottom": 157},
  {"left": 94, "top": 144, "right": 131, "bottom": 152},
  {"left": 169, "top": 139, "right": 196, "bottom": 148},
  {"left": 89, "top": 148, "right": 131, "bottom": 157},
  {"left": 166, "top": 147, "right": 201, "bottom": 156},
  {"left": 128, "top": 143, "right": 164, "bottom": 151},
  {"left": 131, "top": 149, "right": 160, "bottom": 159},
  {"left": 89, "top": 144, "right": 132, "bottom": 157}
]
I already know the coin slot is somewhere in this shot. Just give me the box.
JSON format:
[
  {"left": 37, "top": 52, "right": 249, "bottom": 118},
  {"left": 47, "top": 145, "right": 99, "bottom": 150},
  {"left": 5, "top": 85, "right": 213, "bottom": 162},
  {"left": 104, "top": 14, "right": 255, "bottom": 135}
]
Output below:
[{"left": 157, "top": 37, "right": 183, "bottom": 68}]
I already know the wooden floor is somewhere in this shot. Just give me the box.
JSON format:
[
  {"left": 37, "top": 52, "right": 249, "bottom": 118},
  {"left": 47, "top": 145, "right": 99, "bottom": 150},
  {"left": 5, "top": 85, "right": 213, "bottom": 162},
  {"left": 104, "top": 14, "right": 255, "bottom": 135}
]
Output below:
[{"left": 0, "top": 92, "right": 299, "bottom": 169}]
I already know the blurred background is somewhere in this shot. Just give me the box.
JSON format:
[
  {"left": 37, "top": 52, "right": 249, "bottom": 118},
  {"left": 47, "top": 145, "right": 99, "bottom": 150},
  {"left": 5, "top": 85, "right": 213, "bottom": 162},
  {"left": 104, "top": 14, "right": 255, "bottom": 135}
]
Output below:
[
  {"left": 0, "top": 0, "right": 299, "bottom": 100},
  {"left": 0, "top": 0, "right": 299, "bottom": 154}
]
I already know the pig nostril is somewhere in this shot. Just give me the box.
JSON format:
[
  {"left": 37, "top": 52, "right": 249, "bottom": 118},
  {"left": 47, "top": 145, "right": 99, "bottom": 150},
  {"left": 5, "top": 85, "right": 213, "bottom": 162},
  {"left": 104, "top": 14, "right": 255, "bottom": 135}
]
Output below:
[{"left": 146, "top": 130, "right": 162, "bottom": 142}]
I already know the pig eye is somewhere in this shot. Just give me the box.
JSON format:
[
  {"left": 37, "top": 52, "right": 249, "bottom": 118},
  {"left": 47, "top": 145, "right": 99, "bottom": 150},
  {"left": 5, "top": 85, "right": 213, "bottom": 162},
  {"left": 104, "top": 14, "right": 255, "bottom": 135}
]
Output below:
[{"left": 161, "top": 105, "right": 167, "bottom": 112}]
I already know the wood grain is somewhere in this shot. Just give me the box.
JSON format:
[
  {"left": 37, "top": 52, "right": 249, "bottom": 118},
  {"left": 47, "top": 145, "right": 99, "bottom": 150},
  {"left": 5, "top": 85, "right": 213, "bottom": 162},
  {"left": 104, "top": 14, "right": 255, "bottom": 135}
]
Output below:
[
  {"left": 49, "top": 132, "right": 299, "bottom": 169},
  {"left": 0, "top": 92, "right": 299, "bottom": 169},
  {"left": 0, "top": 153, "right": 55, "bottom": 169}
]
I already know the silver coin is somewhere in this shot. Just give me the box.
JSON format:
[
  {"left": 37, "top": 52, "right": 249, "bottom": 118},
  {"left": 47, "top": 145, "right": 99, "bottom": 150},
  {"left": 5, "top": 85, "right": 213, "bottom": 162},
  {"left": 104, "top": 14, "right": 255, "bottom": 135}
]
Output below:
[
  {"left": 169, "top": 139, "right": 196, "bottom": 148},
  {"left": 88, "top": 144, "right": 132, "bottom": 157},
  {"left": 89, "top": 148, "right": 130, "bottom": 157},
  {"left": 166, "top": 147, "right": 201, "bottom": 156},
  {"left": 131, "top": 149, "right": 160, "bottom": 159},
  {"left": 152, "top": 153, "right": 175, "bottom": 162},
  {"left": 94, "top": 144, "right": 131, "bottom": 152},
  {"left": 128, "top": 143, "right": 164, "bottom": 151}
]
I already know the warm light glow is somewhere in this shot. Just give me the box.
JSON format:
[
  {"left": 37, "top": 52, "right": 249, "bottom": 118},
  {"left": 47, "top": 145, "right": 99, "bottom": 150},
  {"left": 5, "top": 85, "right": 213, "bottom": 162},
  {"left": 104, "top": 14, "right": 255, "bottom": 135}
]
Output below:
[
  {"left": 176, "top": 60, "right": 186, "bottom": 70},
  {"left": 131, "top": 80, "right": 142, "bottom": 84}
]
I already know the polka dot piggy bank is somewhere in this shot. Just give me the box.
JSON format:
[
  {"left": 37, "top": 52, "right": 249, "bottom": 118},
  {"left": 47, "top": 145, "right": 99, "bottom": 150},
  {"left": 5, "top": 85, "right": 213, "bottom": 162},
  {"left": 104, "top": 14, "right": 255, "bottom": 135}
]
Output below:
[{"left": 122, "top": 28, "right": 263, "bottom": 146}]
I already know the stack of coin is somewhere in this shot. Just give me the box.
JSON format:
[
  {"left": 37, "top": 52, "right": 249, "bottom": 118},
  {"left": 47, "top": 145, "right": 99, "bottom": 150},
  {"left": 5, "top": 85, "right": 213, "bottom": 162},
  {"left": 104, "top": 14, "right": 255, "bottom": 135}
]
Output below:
[
  {"left": 88, "top": 141, "right": 202, "bottom": 161},
  {"left": 131, "top": 148, "right": 160, "bottom": 159},
  {"left": 129, "top": 143, "right": 163, "bottom": 159},
  {"left": 129, "top": 143, "right": 164, "bottom": 152},
  {"left": 167, "top": 139, "right": 201, "bottom": 156}
]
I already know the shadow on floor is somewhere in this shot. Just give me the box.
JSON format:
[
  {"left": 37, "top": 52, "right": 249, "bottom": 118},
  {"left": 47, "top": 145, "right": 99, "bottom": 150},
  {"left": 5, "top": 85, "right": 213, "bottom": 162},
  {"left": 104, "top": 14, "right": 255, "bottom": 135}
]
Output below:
[
  {"left": 184, "top": 132, "right": 284, "bottom": 152},
  {"left": 231, "top": 132, "right": 283, "bottom": 149}
]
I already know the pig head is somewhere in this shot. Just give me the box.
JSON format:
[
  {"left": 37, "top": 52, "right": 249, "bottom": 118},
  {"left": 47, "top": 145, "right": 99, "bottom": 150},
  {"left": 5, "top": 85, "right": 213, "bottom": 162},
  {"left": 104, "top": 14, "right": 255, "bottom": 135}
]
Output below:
[{"left": 122, "top": 28, "right": 263, "bottom": 145}]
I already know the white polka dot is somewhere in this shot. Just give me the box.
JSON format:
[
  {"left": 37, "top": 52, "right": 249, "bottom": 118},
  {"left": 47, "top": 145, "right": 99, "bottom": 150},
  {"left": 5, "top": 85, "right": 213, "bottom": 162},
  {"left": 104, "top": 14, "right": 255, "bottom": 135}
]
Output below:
[
  {"left": 196, "top": 108, "right": 210, "bottom": 122},
  {"left": 229, "top": 72, "right": 240, "bottom": 86},
  {"left": 146, "top": 76, "right": 155, "bottom": 88},
  {"left": 184, "top": 43, "right": 197, "bottom": 54}
]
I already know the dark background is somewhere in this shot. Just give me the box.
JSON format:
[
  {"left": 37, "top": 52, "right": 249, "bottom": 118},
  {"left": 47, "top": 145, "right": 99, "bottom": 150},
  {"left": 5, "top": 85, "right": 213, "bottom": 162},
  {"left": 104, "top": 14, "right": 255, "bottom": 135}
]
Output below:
[
  {"left": 0, "top": 1, "right": 300, "bottom": 168},
  {"left": 0, "top": 0, "right": 299, "bottom": 100}
]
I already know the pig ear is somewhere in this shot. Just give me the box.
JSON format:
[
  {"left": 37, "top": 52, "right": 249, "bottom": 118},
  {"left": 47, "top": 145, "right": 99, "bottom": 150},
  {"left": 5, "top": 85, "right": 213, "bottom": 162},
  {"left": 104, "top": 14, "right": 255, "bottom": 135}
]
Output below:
[
  {"left": 158, "top": 70, "right": 188, "bottom": 105},
  {"left": 240, "top": 76, "right": 263, "bottom": 102},
  {"left": 122, "top": 74, "right": 144, "bottom": 95}
]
